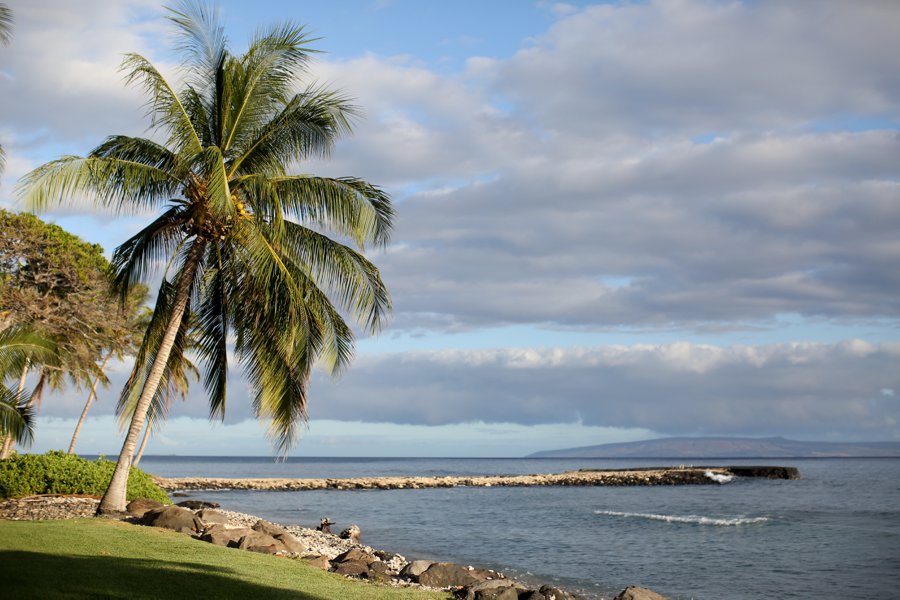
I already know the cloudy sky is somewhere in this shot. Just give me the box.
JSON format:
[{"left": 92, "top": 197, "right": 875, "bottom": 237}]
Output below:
[{"left": 1, "top": 0, "right": 898, "bottom": 457}]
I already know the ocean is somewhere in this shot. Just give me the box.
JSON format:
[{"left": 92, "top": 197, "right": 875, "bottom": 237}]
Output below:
[{"left": 137, "top": 456, "right": 900, "bottom": 600}]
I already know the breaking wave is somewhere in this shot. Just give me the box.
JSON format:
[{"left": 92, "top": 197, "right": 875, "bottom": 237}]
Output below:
[
  {"left": 705, "top": 470, "right": 735, "bottom": 484},
  {"left": 594, "top": 510, "right": 770, "bottom": 526}
]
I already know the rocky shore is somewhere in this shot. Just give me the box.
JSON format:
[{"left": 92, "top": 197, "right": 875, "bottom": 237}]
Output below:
[
  {"left": 0, "top": 494, "right": 670, "bottom": 600},
  {"left": 156, "top": 465, "right": 799, "bottom": 492}
]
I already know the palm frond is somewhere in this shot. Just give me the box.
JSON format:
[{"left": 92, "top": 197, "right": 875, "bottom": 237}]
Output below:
[
  {"left": 233, "top": 220, "right": 355, "bottom": 382},
  {"left": 280, "top": 220, "right": 391, "bottom": 335},
  {"left": 18, "top": 154, "right": 180, "bottom": 214},
  {"left": 121, "top": 53, "right": 203, "bottom": 154},
  {"left": 296, "top": 275, "right": 355, "bottom": 376},
  {"left": 91, "top": 136, "right": 183, "bottom": 174},
  {"left": 111, "top": 206, "right": 190, "bottom": 300},
  {"left": 0, "top": 326, "right": 58, "bottom": 376},
  {"left": 166, "top": 0, "right": 227, "bottom": 99},
  {"left": 194, "top": 248, "right": 230, "bottom": 420},
  {"left": 220, "top": 22, "right": 318, "bottom": 155},
  {"left": 235, "top": 293, "right": 312, "bottom": 456},
  {"left": 254, "top": 175, "right": 393, "bottom": 248},
  {"left": 231, "top": 216, "right": 305, "bottom": 303},
  {"left": 181, "top": 85, "right": 215, "bottom": 147},
  {"left": 0, "top": 387, "right": 34, "bottom": 446},
  {"left": 229, "top": 86, "right": 356, "bottom": 178}
]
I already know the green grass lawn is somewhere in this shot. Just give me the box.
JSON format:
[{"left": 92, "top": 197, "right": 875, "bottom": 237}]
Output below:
[{"left": 0, "top": 518, "right": 451, "bottom": 600}]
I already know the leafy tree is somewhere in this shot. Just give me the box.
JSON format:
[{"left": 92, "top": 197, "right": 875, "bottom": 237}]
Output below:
[
  {"left": 21, "top": 1, "right": 392, "bottom": 513},
  {"left": 0, "top": 210, "right": 112, "bottom": 334},
  {"left": 0, "top": 210, "right": 117, "bottom": 457}
]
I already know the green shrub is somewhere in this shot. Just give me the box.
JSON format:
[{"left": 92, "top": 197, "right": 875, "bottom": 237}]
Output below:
[{"left": 0, "top": 451, "right": 170, "bottom": 503}]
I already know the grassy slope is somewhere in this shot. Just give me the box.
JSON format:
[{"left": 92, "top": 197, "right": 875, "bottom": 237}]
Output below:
[{"left": 0, "top": 519, "right": 450, "bottom": 600}]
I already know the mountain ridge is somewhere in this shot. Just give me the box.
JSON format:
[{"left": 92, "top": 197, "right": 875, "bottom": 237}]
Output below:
[{"left": 527, "top": 436, "right": 900, "bottom": 458}]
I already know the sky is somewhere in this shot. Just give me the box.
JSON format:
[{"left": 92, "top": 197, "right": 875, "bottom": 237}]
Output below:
[{"left": 1, "top": 0, "right": 899, "bottom": 457}]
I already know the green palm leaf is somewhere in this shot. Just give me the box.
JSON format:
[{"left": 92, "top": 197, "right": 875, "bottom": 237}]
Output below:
[
  {"left": 229, "top": 86, "right": 354, "bottom": 178},
  {"left": 0, "top": 388, "right": 34, "bottom": 446},
  {"left": 111, "top": 206, "right": 191, "bottom": 300},
  {"left": 121, "top": 53, "right": 203, "bottom": 155},
  {"left": 0, "top": 326, "right": 57, "bottom": 445},
  {"left": 18, "top": 155, "right": 181, "bottom": 214}
]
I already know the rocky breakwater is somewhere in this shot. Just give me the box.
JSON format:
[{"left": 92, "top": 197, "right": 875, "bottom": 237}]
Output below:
[{"left": 156, "top": 465, "right": 799, "bottom": 492}]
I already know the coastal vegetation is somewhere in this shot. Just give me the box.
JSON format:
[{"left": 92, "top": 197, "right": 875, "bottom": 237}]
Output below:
[
  {"left": 0, "top": 518, "right": 449, "bottom": 600},
  {"left": 0, "top": 210, "right": 150, "bottom": 458},
  {"left": 19, "top": 0, "right": 392, "bottom": 513},
  {"left": 0, "top": 451, "right": 169, "bottom": 503}
]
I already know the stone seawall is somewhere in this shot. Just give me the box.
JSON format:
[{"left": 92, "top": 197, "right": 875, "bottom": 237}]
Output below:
[{"left": 156, "top": 465, "right": 798, "bottom": 492}]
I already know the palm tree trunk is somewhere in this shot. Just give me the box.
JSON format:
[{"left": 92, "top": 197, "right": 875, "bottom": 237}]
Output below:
[
  {"left": 0, "top": 362, "right": 31, "bottom": 459},
  {"left": 68, "top": 352, "right": 112, "bottom": 455},
  {"left": 133, "top": 414, "right": 152, "bottom": 467},
  {"left": 97, "top": 240, "right": 206, "bottom": 514},
  {"left": 17, "top": 362, "right": 29, "bottom": 397}
]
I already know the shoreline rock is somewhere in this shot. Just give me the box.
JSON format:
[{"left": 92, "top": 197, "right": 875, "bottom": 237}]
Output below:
[{"left": 0, "top": 494, "right": 674, "bottom": 600}]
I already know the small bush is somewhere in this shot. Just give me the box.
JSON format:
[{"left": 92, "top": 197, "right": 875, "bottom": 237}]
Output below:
[{"left": 0, "top": 451, "right": 170, "bottom": 503}]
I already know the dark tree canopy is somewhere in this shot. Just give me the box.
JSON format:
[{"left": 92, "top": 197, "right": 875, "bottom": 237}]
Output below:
[{"left": 0, "top": 209, "right": 111, "bottom": 344}]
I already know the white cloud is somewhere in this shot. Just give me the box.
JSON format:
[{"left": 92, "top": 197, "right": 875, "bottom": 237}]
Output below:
[
  {"left": 36, "top": 340, "right": 900, "bottom": 443},
  {"left": 300, "top": 341, "right": 900, "bottom": 440},
  {"left": 486, "top": 0, "right": 900, "bottom": 136},
  {"left": 6, "top": 1, "right": 898, "bottom": 333},
  {"left": 4, "top": 1, "right": 899, "bottom": 453},
  {"left": 287, "top": 2, "right": 900, "bottom": 334},
  {"left": 1, "top": 1, "right": 166, "bottom": 153}
]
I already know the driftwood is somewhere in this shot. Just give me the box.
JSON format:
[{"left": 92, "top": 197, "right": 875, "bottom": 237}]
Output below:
[{"left": 316, "top": 517, "right": 333, "bottom": 534}]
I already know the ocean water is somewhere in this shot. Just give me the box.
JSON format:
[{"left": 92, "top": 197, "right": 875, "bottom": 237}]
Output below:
[{"left": 138, "top": 457, "right": 900, "bottom": 599}]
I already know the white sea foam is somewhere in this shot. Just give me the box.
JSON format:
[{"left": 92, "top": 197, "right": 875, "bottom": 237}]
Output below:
[
  {"left": 594, "top": 510, "right": 770, "bottom": 526},
  {"left": 704, "top": 470, "right": 735, "bottom": 484}
]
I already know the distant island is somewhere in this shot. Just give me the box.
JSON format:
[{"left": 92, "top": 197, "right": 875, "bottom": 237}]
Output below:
[{"left": 528, "top": 436, "right": 900, "bottom": 458}]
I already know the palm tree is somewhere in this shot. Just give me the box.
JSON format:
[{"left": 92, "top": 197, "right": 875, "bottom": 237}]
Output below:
[
  {"left": 119, "top": 299, "right": 202, "bottom": 466},
  {"left": 130, "top": 349, "right": 199, "bottom": 466},
  {"left": 20, "top": 1, "right": 392, "bottom": 513},
  {"left": 0, "top": 342, "right": 103, "bottom": 458},
  {"left": 0, "top": 326, "right": 56, "bottom": 448}
]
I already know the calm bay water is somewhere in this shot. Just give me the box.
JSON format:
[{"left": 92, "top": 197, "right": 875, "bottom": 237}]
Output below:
[{"left": 138, "top": 456, "right": 900, "bottom": 599}]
